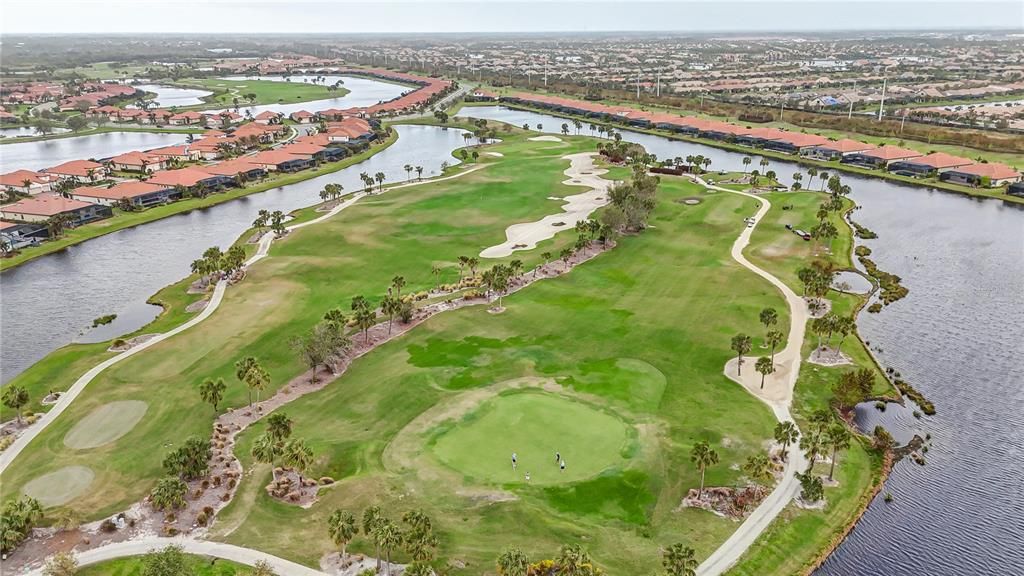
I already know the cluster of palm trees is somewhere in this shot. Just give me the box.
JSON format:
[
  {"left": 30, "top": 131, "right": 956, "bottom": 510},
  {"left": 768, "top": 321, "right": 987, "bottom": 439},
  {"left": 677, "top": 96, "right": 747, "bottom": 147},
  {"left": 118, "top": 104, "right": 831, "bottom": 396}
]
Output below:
[
  {"left": 332, "top": 506, "right": 439, "bottom": 576},
  {"left": 319, "top": 182, "right": 345, "bottom": 204},
  {"left": 359, "top": 171, "right": 387, "bottom": 193},
  {"left": 1, "top": 384, "right": 30, "bottom": 424},
  {"left": 252, "top": 209, "right": 287, "bottom": 236},
  {"left": 730, "top": 306, "right": 784, "bottom": 388},
  {"left": 683, "top": 154, "right": 713, "bottom": 173},
  {"left": 251, "top": 412, "right": 315, "bottom": 478},
  {"left": 190, "top": 245, "right": 247, "bottom": 281},
  {"left": 1, "top": 496, "right": 43, "bottom": 554},
  {"left": 801, "top": 409, "right": 852, "bottom": 484},
  {"left": 402, "top": 164, "right": 425, "bottom": 182},
  {"left": 810, "top": 312, "right": 856, "bottom": 358},
  {"left": 496, "top": 539, "right": 700, "bottom": 575},
  {"left": 151, "top": 437, "right": 211, "bottom": 512},
  {"left": 796, "top": 262, "right": 836, "bottom": 313},
  {"left": 480, "top": 261, "right": 520, "bottom": 309}
]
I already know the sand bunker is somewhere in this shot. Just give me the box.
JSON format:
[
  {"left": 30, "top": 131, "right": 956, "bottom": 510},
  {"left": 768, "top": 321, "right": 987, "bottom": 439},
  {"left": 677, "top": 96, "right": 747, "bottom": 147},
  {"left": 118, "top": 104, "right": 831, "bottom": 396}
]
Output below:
[
  {"left": 23, "top": 466, "right": 94, "bottom": 507},
  {"left": 480, "top": 153, "right": 610, "bottom": 258},
  {"left": 486, "top": 152, "right": 504, "bottom": 157},
  {"left": 528, "top": 135, "right": 563, "bottom": 142},
  {"left": 63, "top": 400, "right": 148, "bottom": 449}
]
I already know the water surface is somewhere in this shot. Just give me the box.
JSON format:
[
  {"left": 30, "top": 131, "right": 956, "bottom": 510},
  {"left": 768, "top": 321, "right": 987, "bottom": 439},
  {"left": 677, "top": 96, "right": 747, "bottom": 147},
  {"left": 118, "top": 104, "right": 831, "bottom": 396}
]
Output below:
[{"left": 0, "top": 131, "right": 188, "bottom": 171}]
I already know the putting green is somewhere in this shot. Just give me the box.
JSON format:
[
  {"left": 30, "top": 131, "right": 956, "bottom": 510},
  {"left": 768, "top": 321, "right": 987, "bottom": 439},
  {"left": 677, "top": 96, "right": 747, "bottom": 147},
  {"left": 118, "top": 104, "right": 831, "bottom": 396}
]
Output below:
[
  {"left": 23, "top": 466, "right": 95, "bottom": 507},
  {"left": 63, "top": 400, "right": 148, "bottom": 449},
  {"left": 430, "top": 391, "right": 632, "bottom": 485}
]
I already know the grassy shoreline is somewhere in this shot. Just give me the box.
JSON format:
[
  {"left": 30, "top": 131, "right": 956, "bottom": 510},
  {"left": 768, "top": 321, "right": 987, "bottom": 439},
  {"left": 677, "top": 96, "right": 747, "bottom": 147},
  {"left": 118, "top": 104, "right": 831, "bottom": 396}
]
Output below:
[
  {"left": 456, "top": 100, "right": 1024, "bottom": 205},
  {"left": 0, "top": 132, "right": 399, "bottom": 271}
]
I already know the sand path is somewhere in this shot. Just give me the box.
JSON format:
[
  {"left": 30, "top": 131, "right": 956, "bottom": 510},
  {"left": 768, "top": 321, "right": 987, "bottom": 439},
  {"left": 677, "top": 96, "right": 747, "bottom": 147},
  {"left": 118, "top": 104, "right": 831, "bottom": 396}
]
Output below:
[
  {"left": 480, "top": 153, "right": 611, "bottom": 258},
  {"left": 694, "top": 176, "right": 809, "bottom": 576}
]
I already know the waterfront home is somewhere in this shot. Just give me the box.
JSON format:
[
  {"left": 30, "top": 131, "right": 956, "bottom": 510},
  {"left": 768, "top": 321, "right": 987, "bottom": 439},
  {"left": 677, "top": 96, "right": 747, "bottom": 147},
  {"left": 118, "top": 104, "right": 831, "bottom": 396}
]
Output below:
[
  {"left": 198, "top": 159, "right": 267, "bottom": 181},
  {"left": 242, "top": 150, "right": 312, "bottom": 172},
  {"left": 137, "top": 109, "right": 174, "bottom": 125},
  {"left": 254, "top": 111, "right": 283, "bottom": 125},
  {"left": 290, "top": 110, "right": 315, "bottom": 124},
  {"left": 147, "top": 167, "right": 235, "bottom": 191},
  {"left": 0, "top": 170, "right": 56, "bottom": 195},
  {"left": 1007, "top": 181, "right": 1024, "bottom": 197},
  {"left": 70, "top": 181, "right": 177, "bottom": 208},
  {"left": 281, "top": 142, "right": 345, "bottom": 162},
  {"left": 467, "top": 89, "right": 499, "bottom": 102},
  {"left": 0, "top": 194, "right": 112, "bottom": 224},
  {"left": 43, "top": 160, "right": 108, "bottom": 183},
  {"left": 231, "top": 122, "right": 286, "bottom": 144},
  {"left": 800, "top": 138, "right": 876, "bottom": 160},
  {"left": 204, "top": 111, "right": 244, "bottom": 128},
  {"left": 940, "top": 162, "right": 1022, "bottom": 187},
  {"left": 764, "top": 132, "right": 830, "bottom": 154},
  {"left": 841, "top": 145, "right": 922, "bottom": 169},
  {"left": 0, "top": 220, "right": 48, "bottom": 249},
  {"left": 735, "top": 127, "right": 787, "bottom": 148},
  {"left": 168, "top": 111, "right": 204, "bottom": 126},
  {"left": 187, "top": 138, "right": 229, "bottom": 160},
  {"left": 887, "top": 152, "right": 974, "bottom": 176},
  {"left": 108, "top": 151, "right": 167, "bottom": 173},
  {"left": 147, "top": 145, "right": 202, "bottom": 163}
]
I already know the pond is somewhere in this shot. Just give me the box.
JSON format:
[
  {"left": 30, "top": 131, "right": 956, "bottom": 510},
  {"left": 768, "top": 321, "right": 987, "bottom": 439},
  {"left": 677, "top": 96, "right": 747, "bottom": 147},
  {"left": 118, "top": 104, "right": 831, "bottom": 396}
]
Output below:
[
  {"left": 209, "top": 75, "right": 410, "bottom": 117},
  {"left": 1, "top": 125, "right": 468, "bottom": 382},
  {"left": 131, "top": 84, "right": 213, "bottom": 107},
  {"left": 0, "top": 126, "right": 71, "bottom": 138},
  {"left": 831, "top": 270, "right": 873, "bottom": 295},
  {"left": 0, "top": 131, "right": 189, "bottom": 171}
]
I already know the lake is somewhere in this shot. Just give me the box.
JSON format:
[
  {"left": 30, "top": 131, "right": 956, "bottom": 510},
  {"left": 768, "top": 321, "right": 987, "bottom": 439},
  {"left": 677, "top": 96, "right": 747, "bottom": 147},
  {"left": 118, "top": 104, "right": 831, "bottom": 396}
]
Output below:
[{"left": 0, "top": 131, "right": 189, "bottom": 171}]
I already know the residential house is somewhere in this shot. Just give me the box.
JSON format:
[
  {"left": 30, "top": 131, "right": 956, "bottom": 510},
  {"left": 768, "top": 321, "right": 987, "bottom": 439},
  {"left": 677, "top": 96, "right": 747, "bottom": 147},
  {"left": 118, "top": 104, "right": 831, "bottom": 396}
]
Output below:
[
  {"left": 44, "top": 160, "right": 108, "bottom": 183},
  {"left": 168, "top": 111, "right": 204, "bottom": 126},
  {"left": 0, "top": 220, "right": 49, "bottom": 250},
  {"left": 801, "top": 139, "right": 876, "bottom": 161},
  {"left": 254, "top": 111, "right": 283, "bottom": 125},
  {"left": 939, "top": 163, "right": 1022, "bottom": 187},
  {"left": 70, "top": 181, "right": 178, "bottom": 208},
  {"left": 0, "top": 194, "right": 112, "bottom": 224},
  {"left": 147, "top": 167, "right": 235, "bottom": 192},
  {"left": 841, "top": 145, "right": 922, "bottom": 169},
  {"left": 108, "top": 151, "right": 167, "bottom": 173},
  {"left": 0, "top": 170, "right": 56, "bottom": 195},
  {"left": 242, "top": 149, "right": 312, "bottom": 172},
  {"left": 147, "top": 145, "right": 202, "bottom": 163},
  {"left": 887, "top": 152, "right": 974, "bottom": 176},
  {"left": 763, "top": 132, "right": 830, "bottom": 154},
  {"left": 198, "top": 159, "right": 267, "bottom": 181},
  {"left": 289, "top": 110, "right": 315, "bottom": 124}
]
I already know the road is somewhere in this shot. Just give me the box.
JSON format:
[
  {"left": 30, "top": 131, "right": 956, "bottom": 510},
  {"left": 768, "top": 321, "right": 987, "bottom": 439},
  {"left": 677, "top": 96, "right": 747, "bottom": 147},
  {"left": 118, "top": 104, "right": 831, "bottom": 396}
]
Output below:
[{"left": 694, "top": 176, "right": 809, "bottom": 576}]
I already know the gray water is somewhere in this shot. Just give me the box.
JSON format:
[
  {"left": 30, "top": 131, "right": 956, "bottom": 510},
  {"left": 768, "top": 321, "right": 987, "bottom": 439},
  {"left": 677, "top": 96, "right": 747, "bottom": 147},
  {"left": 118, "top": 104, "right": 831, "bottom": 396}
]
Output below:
[
  {"left": 0, "top": 131, "right": 189, "bottom": 171},
  {"left": 458, "top": 106, "right": 1024, "bottom": 575},
  {"left": 210, "top": 75, "right": 410, "bottom": 117},
  {"left": 0, "top": 126, "right": 70, "bottom": 138},
  {"left": 131, "top": 84, "right": 213, "bottom": 107},
  {"left": 0, "top": 124, "right": 467, "bottom": 382}
]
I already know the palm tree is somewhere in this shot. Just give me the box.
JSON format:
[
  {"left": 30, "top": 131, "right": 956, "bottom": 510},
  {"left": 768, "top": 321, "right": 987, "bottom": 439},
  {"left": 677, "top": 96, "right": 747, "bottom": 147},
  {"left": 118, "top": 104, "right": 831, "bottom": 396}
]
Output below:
[
  {"left": 374, "top": 171, "right": 386, "bottom": 192},
  {"left": 539, "top": 251, "right": 552, "bottom": 276},
  {"left": 374, "top": 518, "right": 403, "bottom": 576},
  {"left": 662, "top": 543, "right": 698, "bottom": 576},
  {"left": 702, "top": 157, "right": 712, "bottom": 172},
  {"left": 457, "top": 255, "right": 469, "bottom": 280},
  {"left": 774, "top": 421, "right": 799, "bottom": 461},
  {"left": 431, "top": 265, "right": 442, "bottom": 291},
  {"left": 362, "top": 506, "right": 383, "bottom": 570},
  {"left": 755, "top": 356, "right": 775, "bottom": 389},
  {"left": 742, "top": 156, "right": 752, "bottom": 173},
  {"left": 251, "top": 433, "right": 282, "bottom": 465},
  {"left": 801, "top": 428, "right": 826, "bottom": 472},
  {"left": 560, "top": 247, "right": 573, "bottom": 268},
  {"left": 496, "top": 546, "right": 530, "bottom": 576},
  {"left": 404, "top": 164, "right": 413, "bottom": 181},
  {"left": 690, "top": 440, "right": 719, "bottom": 500},
  {"left": 759, "top": 157, "right": 770, "bottom": 172},
  {"left": 765, "top": 329, "right": 784, "bottom": 364},
  {"left": 415, "top": 165, "right": 424, "bottom": 180},
  {"left": 556, "top": 543, "right": 594, "bottom": 575},
  {"left": 807, "top": 166, "right": 818, "bottom": 189},
  {"left": 561, "top": 123, "right": 569, "bottom": 135},
  {"left": 833, "top": 315, "right": 855, "bottom": 358},
  {"left": 467, "top": 257, "right": 479, "bottom": 277},
  {"left": 328, "top": 510, "right": 358, "bottom": 561},
  {"left": 355, "top": 307, "right": 375, "bottom": 343},
  {"left": 247, "top": 364, "right": 269, "bottom": 405},
  {"left": 573, "top": 119, "right": 582, "bottom": 135},
  {"left": 391, "top": 275, "right": 406, "bottom": 300},
  {"left": 743, "top": 453, "right": 773, "bottom": 485},
  {"left": 150, "top": 477, "right": 188, "bottom": 511},
  {"left": 2, "top": 385, "right": 29, "bottom": 424},
  {"left": 282, "top": 438, "right": 314, "bottom": 474},
  {"left": 818, "top": 171, "right": 829, "bottom": 191},
  {"left": 759, "top": 307, "right": 778, "bottom": 339},
  {"left": 198, "top": 377, "right": 226, "bottom": 413},
  {"left": 730, "top": 333, "right": 752, "bottom": 375},
  {"left": 266, "top": 412, "right": 293, "bottom": 442}
]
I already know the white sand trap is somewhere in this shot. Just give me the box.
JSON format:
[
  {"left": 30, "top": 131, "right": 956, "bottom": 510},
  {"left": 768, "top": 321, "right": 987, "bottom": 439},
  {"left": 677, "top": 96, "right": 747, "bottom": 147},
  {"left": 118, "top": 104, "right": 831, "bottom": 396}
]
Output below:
[
  {"left": 481, "top": 153, "right": 610, "bottom": 258},
  {"left": 23, "top": 466, "right": 94, "bottom": 507},
  {"left": 63, "top": 400, "right": 148, "bottom": 449},
  {"left": 528, "top": 135, "right": 563, "bottom": 142},
  {"left": 486, "top": 152, "right": 504, "bottom": 157}
]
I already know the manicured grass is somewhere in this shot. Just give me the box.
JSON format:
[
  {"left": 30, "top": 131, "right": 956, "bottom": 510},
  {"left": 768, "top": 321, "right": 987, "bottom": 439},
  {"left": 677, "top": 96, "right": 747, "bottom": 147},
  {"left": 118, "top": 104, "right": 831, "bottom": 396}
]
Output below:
[
  {"left": 430, "top": 390, "right": 632, "bottom": 485},
  {"left": 0, "top": 132, "right": 398, "bottom": 271},
  {"left": 172, "top": 78, "right": 349, "bottom": 110},
  {"left": 78, "top": 555, "right": 248, "bottom": 576},
  {"left": 3, "top": 132, "right": 784, "bottom": 574}
]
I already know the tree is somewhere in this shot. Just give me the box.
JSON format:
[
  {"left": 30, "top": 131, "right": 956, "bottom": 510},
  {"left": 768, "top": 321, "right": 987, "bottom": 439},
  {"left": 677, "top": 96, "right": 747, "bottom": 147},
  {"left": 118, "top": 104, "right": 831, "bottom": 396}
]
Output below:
[
  {"left": 355, "top": 305, "right": 376, "bottom": 344},
  {"left": 198, "top": 376, "right": 227, "bottom": 413},
  {"left": 662, "top": 543, "right": 698, "bottom": 576},
  {"left": 251, "top": 432, "right": 283, "bottom": 465},
  {"left": 266, "top": 412, "right": 293, "bottom": 442},
  {"left": 142, "top": 544, "right": 193, "bottom": 576},
  {"left": 250, "top": 561, "right": 276, "bottom": 576},
  {"left": 826, "top": 423, "right": 852, "bottom": 481},
  {"left": 690, "top": 440, "right": 719, "bottom": 500},
  {"left": 765, "top": 329, "right": 784, "bottom": 364},
  {"left": 467, "top": 257, "right": 479, "bottom": 277},
  {"left": 362, "top": 506, "right": 383, "bottom": 570},
  {"left": 163, "top": 437, "right": 211, "bottom": 480},
  {"left": 2, "top": 385, "right": 30, "bottom": 424},
  {"left": 730, "top": 334, "right": 752, "bottom": 375},
  {"left": 743, "top": 453, "right": 773, "bottom": 484},
  {"left": 556, "top": 543, "right": 597, "bottom": 575},
  {"left": 291, "top": 321, "right": 349, "bottom": 382},
  {"left": 801, "top": 427, "right": 826, "bottom": 472},
  {"left": 797, "top": 471, "right": 824, "bottom": 503},
  {"left": 374, "top": 518, "right": 403, "bottom": 576},
  {"left": 496, "top": 546, "right": 530, "bottom": 576},
  {"left": 401, "top": 509, "right": 438, "bottom": 562},
  {"left": 755, "top": 356, "right": 775, "bottom": 389},
  {"left": 742, "top": 156, "right": 752, "bottom": 173},
  {"left": 404, "top": 164, "right": 413, "bottom": 181},
  {"left": 43, "top": 551, "right": 78, "bottom": 576},
  {"left": 67, "top": 115, "right": 90, "bottom": 132},
  {"left": 245, "top": 364, "right": 270, "bottom": 405},
  {"left": 774, "top": 421, "right": 799, "bottom": 461},
  {"left": 282, "top": 438, "right": 314, "bottom": 473},
  {"left": 759, "top": 307, "right": 778, "bottom": 338},
  {"left": 375, "top": 171, "right": 386, "bottom": 192},
  {"left": 150, "top": 477, "right": 187, "bottom": 511},
  {"left": 328, "top": 510, "right": 358, "bottom": 560},
  {"left": 415, "top": 165, "right": 424, "bottom": 180},
  {"left": 1, "top": 496, "right": 43, "bottom": 555},
  {"left": 235, "top": 356, "right": 259, "bottom": 406},
  {"left": 457, "top": 255, "right": 469, "bottom": 280},
  {"left": 833, "top": 315, "right": 855, "bottom": 358},
  {"left": 540, "top": 252, "right": 552, "bottom": 275}
]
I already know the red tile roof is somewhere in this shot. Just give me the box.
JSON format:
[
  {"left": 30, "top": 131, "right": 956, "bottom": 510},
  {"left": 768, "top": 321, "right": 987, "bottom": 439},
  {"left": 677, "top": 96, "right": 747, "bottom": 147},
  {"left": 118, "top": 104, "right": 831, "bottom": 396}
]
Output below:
[
  {"left": 949, "top": 162, "right": 1020, "bottom": 180},
  {"left": 44, "top": 160, "right": 105, "bottom": 177},
  {"left": 73, "top": 181, "right": 169, "bottom": 200},
  {"left": 907, "top": 152, "right": 974, "bottom": 169},
  {"left": 147, "top": 167, "right": 220, "bottom": 187},
  {"left": 198, "top": 159, "right": 266, "bottom": 177},
  {"left": 1, "top": 194, "right": 93, "bottom": 216},
  {"left": 862, "top": 145, "right": 923, "bottom": 161},
  {"left": 109, "top": 151, "right": 163, "bottom": 166},
  {"left": 815, "top": 139, "right": 876, "bottom": 154},
  {"left": 0, "top": 170, "right": 53, "bottom": 187}
]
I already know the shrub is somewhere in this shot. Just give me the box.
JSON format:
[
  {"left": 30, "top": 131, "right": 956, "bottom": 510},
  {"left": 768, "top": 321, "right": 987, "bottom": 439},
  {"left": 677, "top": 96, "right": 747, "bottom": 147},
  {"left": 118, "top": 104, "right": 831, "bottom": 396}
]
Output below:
[{"left": 99, "top": 519, "right": 117, "bottom": 533}]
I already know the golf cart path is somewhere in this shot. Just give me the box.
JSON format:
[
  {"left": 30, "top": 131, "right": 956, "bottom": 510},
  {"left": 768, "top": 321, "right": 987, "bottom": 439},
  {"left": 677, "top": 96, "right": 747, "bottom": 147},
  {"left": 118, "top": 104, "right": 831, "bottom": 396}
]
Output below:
[
  {"left": 694, "top": 176, "right": 809, "bottom": 576},
  {"left": 19, "top": 538, "right": 327, "bottom": 576},
  {"left": 0, "top": 164, "right": 486, "bottom": 476}
]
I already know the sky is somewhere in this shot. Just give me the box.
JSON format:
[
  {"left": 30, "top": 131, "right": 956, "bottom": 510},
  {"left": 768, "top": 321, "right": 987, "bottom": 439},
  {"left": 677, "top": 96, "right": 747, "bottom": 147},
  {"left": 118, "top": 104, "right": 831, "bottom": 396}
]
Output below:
[{"left": 1, "top": 0, "right": 1021, "bottom": 35}]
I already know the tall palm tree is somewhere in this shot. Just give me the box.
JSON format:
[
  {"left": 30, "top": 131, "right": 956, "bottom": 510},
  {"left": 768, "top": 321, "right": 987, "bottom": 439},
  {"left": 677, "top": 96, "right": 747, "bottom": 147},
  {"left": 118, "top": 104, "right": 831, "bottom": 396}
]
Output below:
[
  {"left": 690, "top": 440, "right": 719, "bottom": 500},
  {"left": 662, "top": 543, "right": 698, "bottom": 576},
  {"left": 759, "top": 307, "right": 778, "bottom": 339},
  {"left": 774, "top": 421, "right": 799, "bottom": 461},
  {"left": 404, "top": 164, "right": 413, "bottom": 181},
  {"left": 247, "top": 365, "right": 270, "bottom": 405},
  {"left": 431, "top": 265, "right": 442, "bottom": 291},
  {"left": 282, "top": 438, "right": 314, "bottom": 474},
  {"left": 374, "top": 519, "right": 403, "bottom": 576},
  {"left": 415, "top": 165, "right": 424, "bottom": 180},
  {"left": 759, "top": 157, "right": 770, "bottom": 172},
  {"left": 374, "top": 171, "right": 386, "bottom": 192},
  {"left": 807, "top": 166, "right": 818, "bottom": 189},
  {"left": 826, "top": 423, "right": 852, "bottom": 481},
  {"left": 742, "top": 156, "right": 752, "bottom": 173},
  {"left": 198, "top": 377, "right": 226, "bottom": 413},
  {"left": 235, "top": 356, "right": 259, "bottom": 406},
  {"left": 766, "top": 329, "right": 784, "bottom": 363},
  {"left": 362, "top": 506, "right": 383, "bottom": 570},
  {"left": 742, "top": 453, "right": 773, "bottom": 485},
  {"left": 391, "top": 276, "right": 406, "bottom": 300},
  {"left": 2, "top": 385, "right": 30, "bottom": 424},
  {"left": 328, "top": 510, "right": 358, "bottom": 561},
  {"left": 457, "top": 255, "right": 469, "bottom": 280},
  {"left": 833, "top": 315, "right": 855, "bottom": 358},
  {"left": 730, "top": 333, "right": 752, "bottom": 375},
  {"left": 496, "top": 547, "right": 530, "bottom": 576},
  {"left": 801, "top": 428, "right": 826, "bottom": 472},
  {"left": 755, "top": 356, "right": 775, "bottom": 389},
  {"left": 467, "top": 257, "right": 479, "bottom": 277}
]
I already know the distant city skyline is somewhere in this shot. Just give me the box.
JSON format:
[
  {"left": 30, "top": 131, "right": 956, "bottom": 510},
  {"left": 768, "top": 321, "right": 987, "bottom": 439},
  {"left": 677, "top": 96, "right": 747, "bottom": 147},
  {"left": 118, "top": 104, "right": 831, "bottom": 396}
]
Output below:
[{"left": 2, "top": 1, "right": 1022, "bottom": 35}]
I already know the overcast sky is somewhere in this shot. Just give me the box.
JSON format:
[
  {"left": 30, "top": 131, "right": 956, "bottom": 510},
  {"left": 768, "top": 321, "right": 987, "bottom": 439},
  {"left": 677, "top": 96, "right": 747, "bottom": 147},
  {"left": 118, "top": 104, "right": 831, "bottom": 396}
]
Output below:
[{"left": 2, "top": 1, "right": 1021, "bottom": 35}]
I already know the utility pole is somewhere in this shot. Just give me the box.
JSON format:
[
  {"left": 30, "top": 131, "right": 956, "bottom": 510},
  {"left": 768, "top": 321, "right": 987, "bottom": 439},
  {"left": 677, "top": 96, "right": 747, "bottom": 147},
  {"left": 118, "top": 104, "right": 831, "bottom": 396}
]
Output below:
[
  {"left": 656, "top": 72, "right": 661, "bottom": 97},
  {"left": 900, "top": 109, "right": 907, "bottom": 133},
  {"left": 636, "top": 72, "right": 641, "bottom": 100},
  {"left": 780, "top": 101, "right": 785, "bottom": 122},
  {"left": 877, "top": 76, "right": 887, "bottom": 121},
  {"left": 848, "top": 98, "right": 854, "bottom": 119}
]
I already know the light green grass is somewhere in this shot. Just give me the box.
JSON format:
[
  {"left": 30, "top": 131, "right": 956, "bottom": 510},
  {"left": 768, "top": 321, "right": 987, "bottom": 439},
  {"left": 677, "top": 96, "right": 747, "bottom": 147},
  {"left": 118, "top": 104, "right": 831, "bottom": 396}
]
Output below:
[
  {"left": 171, "top": 78, "right": 349, "bottom": 110},
  {"left": 78, "top": 555, "right": 248, "bottom": 576},
  {"left": 430, "top": 390, "right": 632, "bottom": 485}
]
